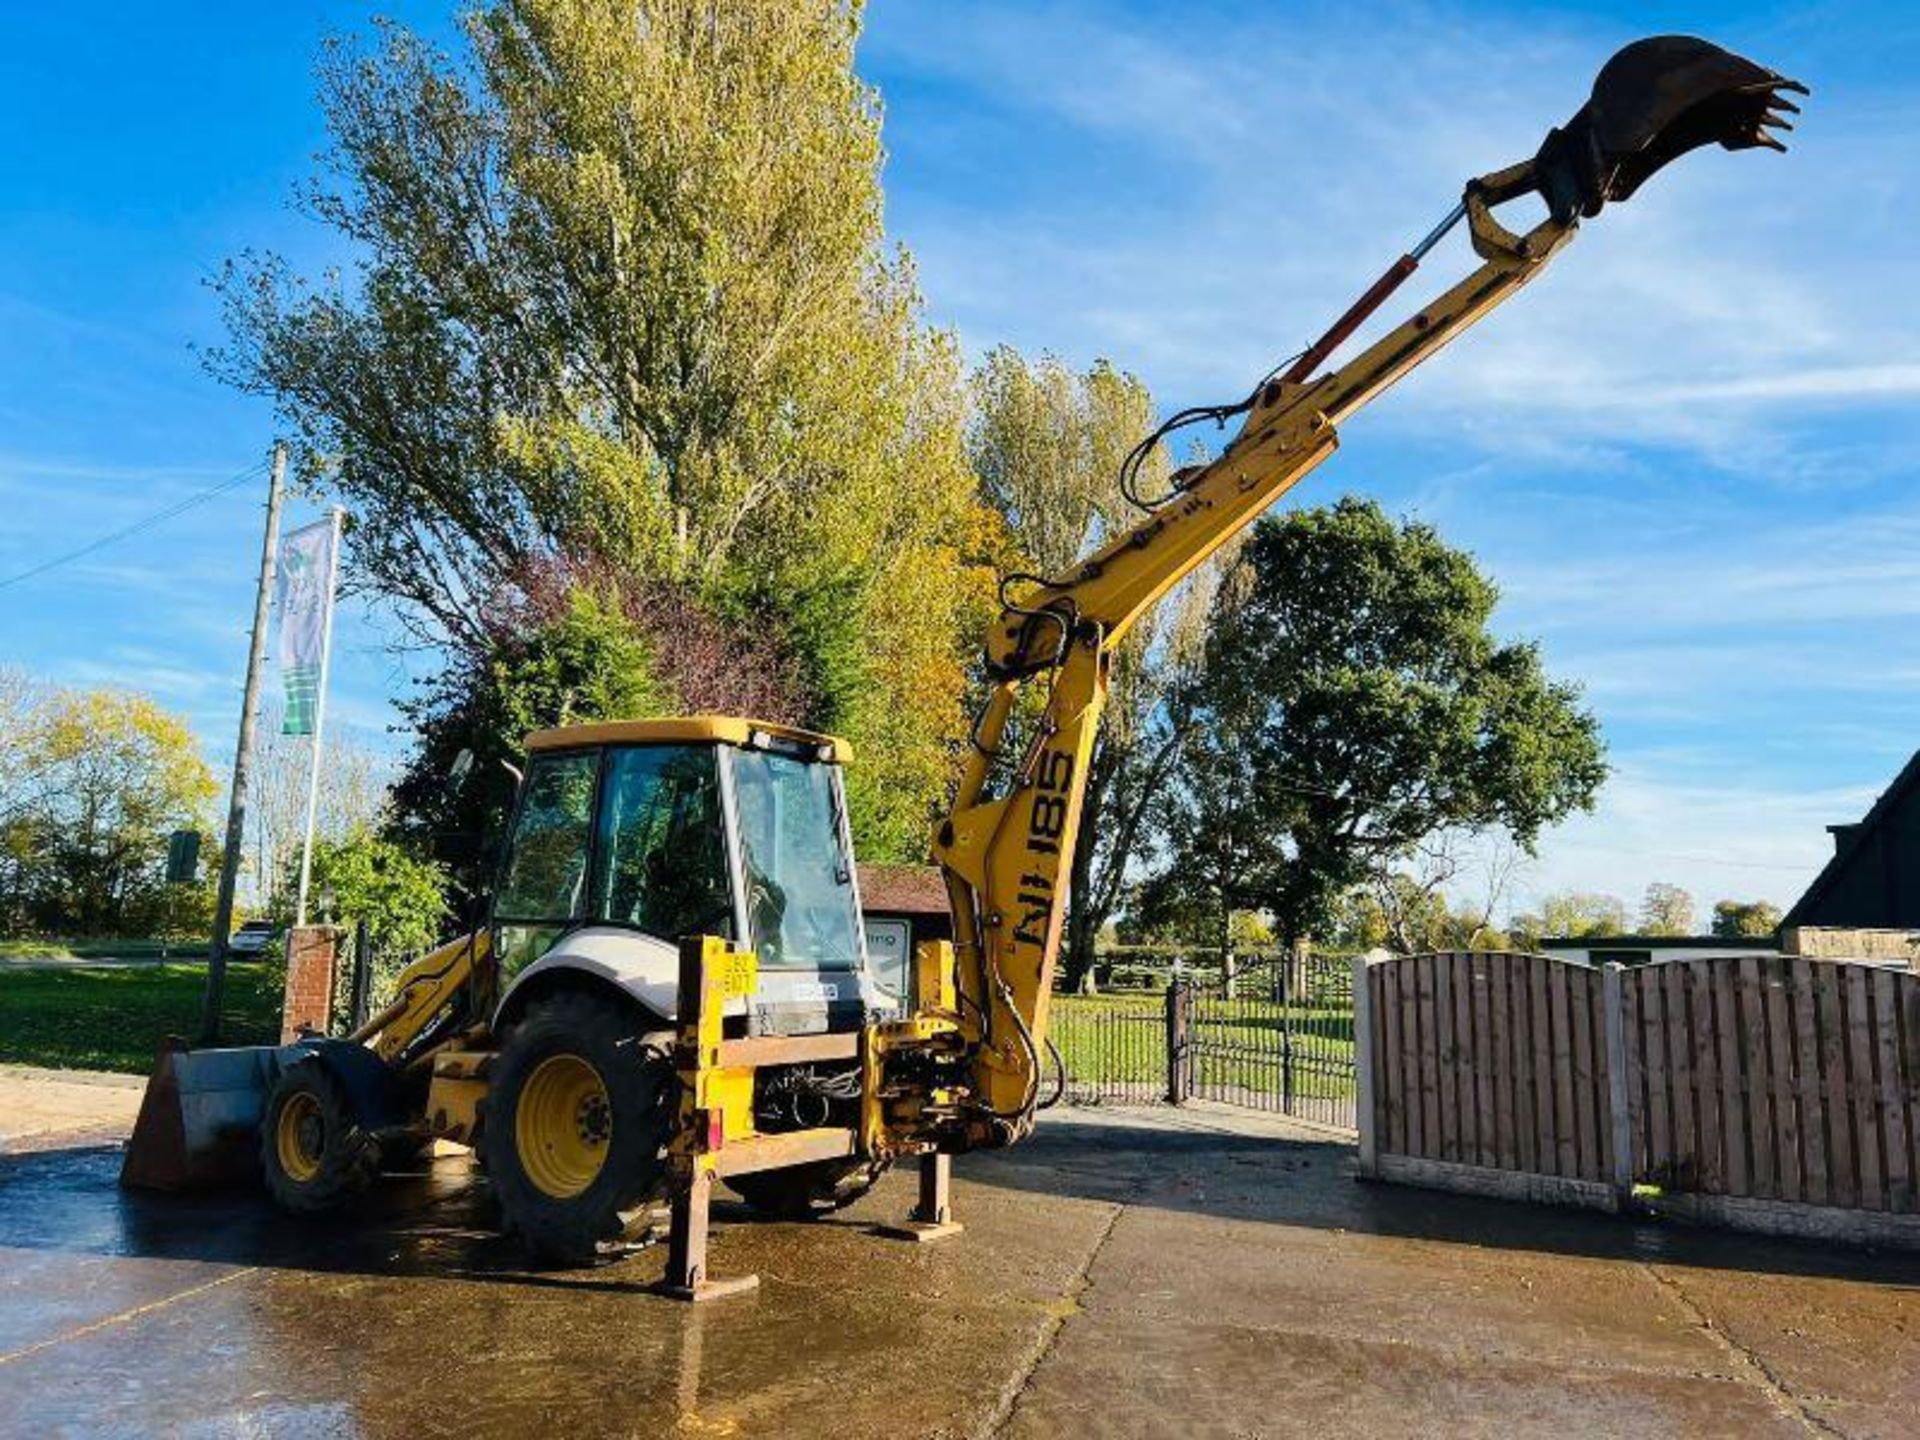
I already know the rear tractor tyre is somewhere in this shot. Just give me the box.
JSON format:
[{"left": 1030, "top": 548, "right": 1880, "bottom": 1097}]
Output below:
[
  {"left": 260, "top": 1060, "right": 380, "bottom": 1215},
  {"left": 727, "top": 1159, "right": 882, "bottom": 1219},
  {"left": 478, "top": 992, "right": 672, "bottom": 1267}
]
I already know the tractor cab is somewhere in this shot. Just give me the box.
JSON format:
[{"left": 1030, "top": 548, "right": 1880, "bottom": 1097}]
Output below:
[{"left": 490, "top": 716, "right": 889, "bottom": 1036}]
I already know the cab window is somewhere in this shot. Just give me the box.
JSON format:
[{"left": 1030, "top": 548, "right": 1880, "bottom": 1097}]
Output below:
[
  {"left": 496, "top": 751, "right": 598, "bottom": 922},
  {"left": 731, "top": 750, "right": 862, "bottom": 969},
  {"left": 590, "top": 745, "right": 732, "bottom": 941}
]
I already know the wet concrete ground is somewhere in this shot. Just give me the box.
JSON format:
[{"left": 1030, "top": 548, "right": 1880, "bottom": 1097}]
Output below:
[{"left": 2, "top": 1102, "right": 1917, "bottom": 1437}]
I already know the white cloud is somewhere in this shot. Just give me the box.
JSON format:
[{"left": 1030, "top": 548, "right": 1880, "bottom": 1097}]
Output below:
[
  {"left": 1513, "top": 764, "right": 1872, "bottom": 917},
  {"left": 869, "top": 3, "right": 1920, "bottom": 479}
]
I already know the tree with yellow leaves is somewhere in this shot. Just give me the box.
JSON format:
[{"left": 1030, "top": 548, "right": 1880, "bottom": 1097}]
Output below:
[
  {"left": 213, "top": 1, "right": 997, "bottom": 861},
  {"left": 0, "top": 675, "right": 216, "bottom": 937}
]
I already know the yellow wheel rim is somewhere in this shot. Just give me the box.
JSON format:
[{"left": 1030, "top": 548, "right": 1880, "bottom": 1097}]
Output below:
[
  {"left": 515, "top": 1054, "right": 613, "bottom": 1200},
  {"left": 276, "top": 1090, "right": 325, "bottom": 1184}
]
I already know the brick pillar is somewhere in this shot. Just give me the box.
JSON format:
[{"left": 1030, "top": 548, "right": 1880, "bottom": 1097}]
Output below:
[{"left": 281, "top": 925, "right": 338, "bottom": 1042}]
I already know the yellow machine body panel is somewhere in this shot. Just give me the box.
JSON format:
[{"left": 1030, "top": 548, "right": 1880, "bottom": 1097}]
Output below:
[{"left": 524, "top": 714, "right": 851, "bottom": 764}]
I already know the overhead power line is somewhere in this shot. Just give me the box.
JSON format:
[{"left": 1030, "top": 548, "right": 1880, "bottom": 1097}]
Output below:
[{"left": 0, "top": 459, "right": 270, "bottom": 595}]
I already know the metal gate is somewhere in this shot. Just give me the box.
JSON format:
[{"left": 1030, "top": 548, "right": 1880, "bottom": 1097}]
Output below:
[
  {"left": 1179, "top": 952, "right": 1357, "bottom": 1130},
  {"left": 1049, "top": 990, "right": 1169, "bottom": 1105}
]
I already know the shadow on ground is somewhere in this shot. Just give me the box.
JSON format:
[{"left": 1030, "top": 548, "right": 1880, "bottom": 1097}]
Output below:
[{"left": 965, "top": 1110, "right": 1920, "bottom": 1289}]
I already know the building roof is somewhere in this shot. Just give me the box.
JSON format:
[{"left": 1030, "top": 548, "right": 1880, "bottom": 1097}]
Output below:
[
  {"left": 525, "top": 714, "right": 850, "bottom": 762},
  {"left": 858, "top": 863, "right": 950, "bottom": 918},
  {"left": 1784, "top": 749, "right": 1920, "bottom": 928},
  {"left": 1538, "top": 934, "right": 1779, "bottom": 951}
]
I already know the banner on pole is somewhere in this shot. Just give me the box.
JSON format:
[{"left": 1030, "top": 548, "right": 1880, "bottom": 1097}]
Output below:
[{"left": 276, "top": 518, "right": 338, "bottom": 736}]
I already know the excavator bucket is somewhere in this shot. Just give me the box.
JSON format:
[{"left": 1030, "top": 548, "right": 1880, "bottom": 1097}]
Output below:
[
  {"left": 1535, "top": 35, "right": 1807, "bottom": 221},
  {"left": 119, "top": 1040, "right": 280, "bottom": 1191}
]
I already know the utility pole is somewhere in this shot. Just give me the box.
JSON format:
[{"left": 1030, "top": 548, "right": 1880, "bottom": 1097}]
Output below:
[{"left": 200, "top": 443, "right": 286, "bottom": 1045}]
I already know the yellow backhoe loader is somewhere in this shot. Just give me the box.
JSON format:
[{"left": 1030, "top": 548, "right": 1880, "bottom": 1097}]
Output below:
[{"left": 124, "top": 35, "right": 1805, "bottom": 1297}]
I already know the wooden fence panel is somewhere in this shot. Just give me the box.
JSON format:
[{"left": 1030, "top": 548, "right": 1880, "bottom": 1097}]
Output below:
[
  {"left": 1416, "top": 954, "right": 1440, "bottom": 1157},
  {"left": 1570, "top": 966, "right": 1599, "bottom": 1180},
  {"left": 1847, "top": 965, "right": 1881, "bottom": 1211},
  {"left": 1640, "top": 968, "right": 1670, "bottom": 1184},
  {"left": 1490, "top": 955, "right": 1515, "bottom": 1171},
  {"left": 1738, "top": 957, "right": 1775, "bottom": 1200},
  {"left": 1765, "top": 956, "right": 1802, "bottom": 1203},
  {"left": 1380, "top": 962, "right": 1406, "bottom": 1157},
  {"left": 1793, "top": 958, "right": 1830, "bottom": 1206},
  {"left": 1435, "top": 953, "right": 1459, "bottom": 1164},
  {"left": 1816, "top": 963, "right": 1854, "bottom": 1208},
  {"left": 1669, "top": 964, "right": 1696, "bottom": 1185},
  {"left": 1691, "top": 963, "right": 1722, "bottom": 1193},
  {"left": 1362, "top": 951, "right": 1920, "bottom": 1236},
  {"left": 1713, "top": 961, "right": 1748, "bottom": 1196},
  {"left": 1471, "top": 954, "right": 1496, "bottom": 1170},
  {"left": 1512, "top": 954, "right": 1538, "bottom": 1174},
  {"left": 1874, "top": 968, "right": 1911, "bottom": 1212}
]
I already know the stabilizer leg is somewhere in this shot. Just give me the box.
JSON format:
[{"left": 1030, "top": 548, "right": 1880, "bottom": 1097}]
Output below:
[
  {"left": 657, "top": 1169, "right": 759, "bottom": 1302},
  {"left": 877, "top": 1152, "right": 964, "bottom": 1243}
]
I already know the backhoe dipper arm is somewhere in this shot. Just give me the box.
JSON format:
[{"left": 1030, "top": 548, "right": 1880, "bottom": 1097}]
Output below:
[{"left": 929, "top": 168, "right": 1577, "bottom": 1139}]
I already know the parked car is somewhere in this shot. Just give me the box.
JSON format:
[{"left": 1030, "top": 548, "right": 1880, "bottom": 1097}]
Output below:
[{"left": 226, "top": 920, "right": 279, "bottom": 956}]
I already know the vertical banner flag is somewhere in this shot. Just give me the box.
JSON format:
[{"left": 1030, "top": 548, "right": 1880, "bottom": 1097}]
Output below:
[{"left": 276, "top": 519, "right": 339, "bottom": 736}]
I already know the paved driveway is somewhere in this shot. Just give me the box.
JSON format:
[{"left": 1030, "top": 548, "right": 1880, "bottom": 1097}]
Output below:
[
  {"left": 1, "top": 1098, "right": 1915, "bottom": 1437},
  {"left": 0, "top": 1066, "right": 143, "bottom": 1153}
]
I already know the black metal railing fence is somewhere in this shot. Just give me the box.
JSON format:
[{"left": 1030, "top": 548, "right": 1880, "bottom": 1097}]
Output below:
[{"left": 1049, "top": 950, "right": 1358, "bottom": 1130}]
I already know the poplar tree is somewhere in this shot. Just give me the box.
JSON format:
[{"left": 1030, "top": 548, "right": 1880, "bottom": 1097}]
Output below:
[{"left": 213, "top": 1, "right": 993, "bottom": 857}]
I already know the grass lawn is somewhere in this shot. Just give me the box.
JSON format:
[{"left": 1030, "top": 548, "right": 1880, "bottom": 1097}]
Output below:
[
  {"left": 0, "top": 938, "right": 210, "bottom": 960},
  {"left": 0, "top": 963, "right": 279, "bottom": 1074}
]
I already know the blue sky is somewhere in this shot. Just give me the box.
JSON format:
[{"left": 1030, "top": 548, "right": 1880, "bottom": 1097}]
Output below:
[{"left": 3, "top": 3, "right": 1916, "bottom": 923}]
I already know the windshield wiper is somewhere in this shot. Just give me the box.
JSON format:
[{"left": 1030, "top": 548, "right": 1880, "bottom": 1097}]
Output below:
[{"left": 825, "top": 774, "right": 852, "bottom": 885}]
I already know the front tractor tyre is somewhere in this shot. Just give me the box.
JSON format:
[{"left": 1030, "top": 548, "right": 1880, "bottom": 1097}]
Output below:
[
  {"left": 261, "top": 1059, "right": 379, "bottom": 1214},
  {"left": 478, "top": 992, "right": 672, "bottom": 1267}
]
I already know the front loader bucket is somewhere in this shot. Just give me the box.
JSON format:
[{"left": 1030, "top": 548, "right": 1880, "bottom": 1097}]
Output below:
[
  {"left": 119, "top": 1040, "right": 279, "bottom": 1191},
  {"left": 1536, "top": 35, "right": 1807, "bottom": 221}
]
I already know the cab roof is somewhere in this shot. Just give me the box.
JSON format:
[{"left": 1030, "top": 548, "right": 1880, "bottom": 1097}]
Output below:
[{"left": 523, "top": 714, "right": 851, "bottom": 764}]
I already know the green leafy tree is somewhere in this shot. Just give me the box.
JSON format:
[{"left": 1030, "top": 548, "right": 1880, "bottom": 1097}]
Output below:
[
  {"left": 1158, "top": 498, "right": 1606, "bottom": 948},
  {"left": 968, "top": 348, "right": 1224, "bottom": 988},
  {"left": 276, "top": 829, "right": 449, "bottom": 1020},
  {"left": 1510, "top": 891, "right": 1632, "bottom": 945},
  {"left": 390, "top": 565, "right": 811, "bottom": 899},
  {"left": 1639, "top": 881, "right": 1696, "bottom": 936},
  {"left": 389, "top": 582, "right": 674, "bottom": 899},
  {"left": 1129, "top": 726, "right": 1288, "bottom": 960},
  {"left": 213, "top": 0, "right": 995, "bottom": 863},
  {"left": 0, "top": 685, "right": 216, "bottom": 938},
  {"left": 1332, "top": 873, "right": 1511, "bottom": 955},
  {"left": 1712, "top": 898, "right": 1783, "bottom": 938}
]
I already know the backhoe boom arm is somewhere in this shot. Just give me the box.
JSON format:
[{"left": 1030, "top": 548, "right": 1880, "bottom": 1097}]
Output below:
[{"left": 930, "top": 170, "right": 1575, "bottom": 1138}]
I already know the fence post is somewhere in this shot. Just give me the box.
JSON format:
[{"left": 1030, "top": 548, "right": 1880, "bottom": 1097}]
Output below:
[
  {"left": 1164, "top": 980, "right": 1190, "bottom": 1105},
  {"left": 1602, "top": 962, "right": 1633, "bottom": 1210},
  {"left": 1282, "top": 978, "right": 1296, "bottom": 1114},
  {"left": 1353, "top": 954, "right": 1377, "bottom": 1177},
  {"left": 349, "top": 919, "right": 373, "bottom": 1033}
]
